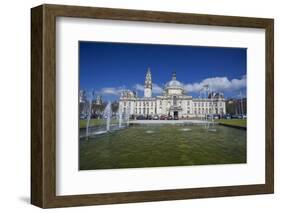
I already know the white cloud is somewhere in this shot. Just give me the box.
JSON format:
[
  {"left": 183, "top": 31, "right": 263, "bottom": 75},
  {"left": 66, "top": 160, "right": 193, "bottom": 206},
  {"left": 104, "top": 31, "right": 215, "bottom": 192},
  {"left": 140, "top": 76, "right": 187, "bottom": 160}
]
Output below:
[
  {"left": 100, "top": 87, "right": 125, "bottom": 96},
  {"left": 153, "top": 84, "right": 164, "bottom": 94},
  {"left": 184, "top": 75, "right": 246, "bottom": 93},
  {"left": 133, "top": 83, "right": 163, "bottom": 94},
  {"left": 133, "top": 84, "right": 144, "bottom": 91},
  {"left": 100, "top": 75, "right": 246, "bottom": 97}
]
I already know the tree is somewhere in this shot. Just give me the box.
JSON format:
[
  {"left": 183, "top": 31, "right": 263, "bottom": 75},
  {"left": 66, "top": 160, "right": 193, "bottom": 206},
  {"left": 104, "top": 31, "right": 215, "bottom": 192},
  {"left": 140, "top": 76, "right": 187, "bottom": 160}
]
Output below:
[{"left": 111, "top": 101, "right": 119, "bottom": 115}]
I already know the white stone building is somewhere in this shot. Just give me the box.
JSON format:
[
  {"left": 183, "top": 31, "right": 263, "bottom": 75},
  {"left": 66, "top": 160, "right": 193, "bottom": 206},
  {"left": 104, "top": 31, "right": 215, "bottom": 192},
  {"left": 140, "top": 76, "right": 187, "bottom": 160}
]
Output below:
[{"left": 119, "top": 68, "right": 226, "bottom": 118}]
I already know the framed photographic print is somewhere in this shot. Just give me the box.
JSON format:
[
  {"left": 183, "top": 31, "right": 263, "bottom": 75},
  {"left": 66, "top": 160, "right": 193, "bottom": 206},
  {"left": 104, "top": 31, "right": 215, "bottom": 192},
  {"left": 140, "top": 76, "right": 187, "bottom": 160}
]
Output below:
[{"left": 31, "top": 4, "right": 274, "bottom": 208}]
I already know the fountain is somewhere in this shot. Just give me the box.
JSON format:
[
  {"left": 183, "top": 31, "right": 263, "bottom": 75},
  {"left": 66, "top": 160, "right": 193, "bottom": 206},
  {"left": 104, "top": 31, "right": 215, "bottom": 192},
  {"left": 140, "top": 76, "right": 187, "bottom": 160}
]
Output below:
[
  {"left": 86, "top": 101, "right": 112, "bottom": 136},
  {"left": 179, "top": 128, "right": 191, "bottom": 131},
  {"left": 103, "top": 101, "right": 112, "bottom": 132},
  {"left": 85, "top": 110, "right": 91, "bottom": 139},
  {"left": 118, "top": 106, "right": 123, "bottom": 128},
  {"left": 81, "top": 99, "right": 131, "bottom": 139},
  {"left": 85, "top": 109, "right": 91, "bottom": 139},
  {"left": 126, "top": 106, "right": 130, "bottom": 127},
  {"left": 85, "top": 90, "right": 95, "bottom": 140},
  {"left": 207, "top": 89, "right": 217, "bottom": 132},
  {"left": 200, "top": 85, "right": 217, "bottom": 132}
]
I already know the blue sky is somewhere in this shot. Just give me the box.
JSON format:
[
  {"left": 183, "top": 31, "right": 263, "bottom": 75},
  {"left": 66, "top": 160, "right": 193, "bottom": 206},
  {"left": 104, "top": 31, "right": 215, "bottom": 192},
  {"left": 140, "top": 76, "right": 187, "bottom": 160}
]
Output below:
[{"left": 79, "top": 41, "right": 246, "bottom": 101}]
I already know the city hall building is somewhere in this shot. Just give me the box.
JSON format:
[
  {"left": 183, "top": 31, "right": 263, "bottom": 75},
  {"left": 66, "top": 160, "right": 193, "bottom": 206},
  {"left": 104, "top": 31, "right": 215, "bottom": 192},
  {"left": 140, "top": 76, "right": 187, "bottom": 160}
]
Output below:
[{"left": 119, "top": 69, "right": 226, "bottom": 118}]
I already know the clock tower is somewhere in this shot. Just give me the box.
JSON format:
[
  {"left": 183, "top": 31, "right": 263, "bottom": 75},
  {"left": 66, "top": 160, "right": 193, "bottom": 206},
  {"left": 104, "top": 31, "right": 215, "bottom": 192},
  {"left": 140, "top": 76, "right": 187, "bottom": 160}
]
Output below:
[{"left": 144, "top": 68, "right": 152, "bottom": 98}]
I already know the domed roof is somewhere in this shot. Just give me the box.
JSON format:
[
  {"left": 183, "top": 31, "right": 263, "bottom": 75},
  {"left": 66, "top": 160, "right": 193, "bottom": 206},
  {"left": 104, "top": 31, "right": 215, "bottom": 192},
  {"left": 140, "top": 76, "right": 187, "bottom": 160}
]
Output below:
[
  {"left": 165, "top": 72, "right": 184, "bottom": 88},
  {"left": 166, "top": 79, "right": 183, "bottom": 87}
]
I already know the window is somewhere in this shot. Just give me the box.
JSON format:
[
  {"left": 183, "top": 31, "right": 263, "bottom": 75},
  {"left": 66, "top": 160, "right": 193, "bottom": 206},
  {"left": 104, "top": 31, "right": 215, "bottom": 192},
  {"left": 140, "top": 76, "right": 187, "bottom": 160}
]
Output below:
[{"left": 173, "top": 96, "right": 177, "bottom": 106}]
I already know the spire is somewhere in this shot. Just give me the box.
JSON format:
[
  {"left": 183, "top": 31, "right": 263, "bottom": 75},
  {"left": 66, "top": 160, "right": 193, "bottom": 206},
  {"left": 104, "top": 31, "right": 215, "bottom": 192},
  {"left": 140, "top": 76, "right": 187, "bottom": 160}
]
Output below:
[
  {"left": 172, "top": 72, "right": 176, "bottom": 80},
  {"left": 145, "top": 67, "right": 152, "bottom": 89},
  {"left": 147, "top": 67, "right": 151, "bottom": 75}
]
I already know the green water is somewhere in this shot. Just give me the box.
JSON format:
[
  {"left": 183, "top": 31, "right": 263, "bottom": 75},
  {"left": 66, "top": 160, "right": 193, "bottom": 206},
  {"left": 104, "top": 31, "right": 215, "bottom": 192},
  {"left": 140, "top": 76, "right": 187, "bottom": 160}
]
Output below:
[{"left": 79, "top": 125, "right": 246, "bottom": 170}]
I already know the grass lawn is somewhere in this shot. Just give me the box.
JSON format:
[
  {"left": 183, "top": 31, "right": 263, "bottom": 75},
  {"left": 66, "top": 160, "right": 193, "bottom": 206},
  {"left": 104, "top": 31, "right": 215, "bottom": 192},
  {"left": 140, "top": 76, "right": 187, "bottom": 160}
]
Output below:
[
  {"left": 217, "top": 119, "right": 247, "bottom": 128},
  {"left": 79, "top": 125, "right": 246, "bottom": 170}
]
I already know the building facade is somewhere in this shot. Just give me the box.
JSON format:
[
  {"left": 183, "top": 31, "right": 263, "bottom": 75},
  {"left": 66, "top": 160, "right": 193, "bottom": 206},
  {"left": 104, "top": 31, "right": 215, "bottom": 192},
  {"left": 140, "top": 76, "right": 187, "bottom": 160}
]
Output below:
[{"left": 119, "top": 69, "right": 226, "bottom": 118}]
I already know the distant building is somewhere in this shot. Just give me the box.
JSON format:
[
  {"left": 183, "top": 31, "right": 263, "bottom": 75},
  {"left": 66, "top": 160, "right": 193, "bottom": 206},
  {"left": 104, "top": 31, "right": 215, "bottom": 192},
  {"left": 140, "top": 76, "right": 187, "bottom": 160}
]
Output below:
[
  {"left": 79, "top": 90, "right": 88, "bottom": 116},
  {"left": 95, "top": 95, "right": 102, "bottom": 105},
  {"left": 79, "top": 90, "right": 87, "bottom": 103},
  {"left": 226, "top": 98, "right": 247, "bottom": 115},
  {"left": 119, "top": 68, "right": 226, "bottom": 118}
]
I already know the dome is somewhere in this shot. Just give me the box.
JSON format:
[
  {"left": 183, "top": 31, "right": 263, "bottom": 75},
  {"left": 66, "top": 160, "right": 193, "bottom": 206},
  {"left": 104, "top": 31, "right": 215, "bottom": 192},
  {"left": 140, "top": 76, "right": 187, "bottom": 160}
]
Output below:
[
  {"left": 165, "top": 72, "right": 184, "bottom": 89},
  {"left": 165, "top": 79, "right": 183, "bottom": 88},
  {"left": 164, "top": 72, "right": 185, "bottom": 96}
]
